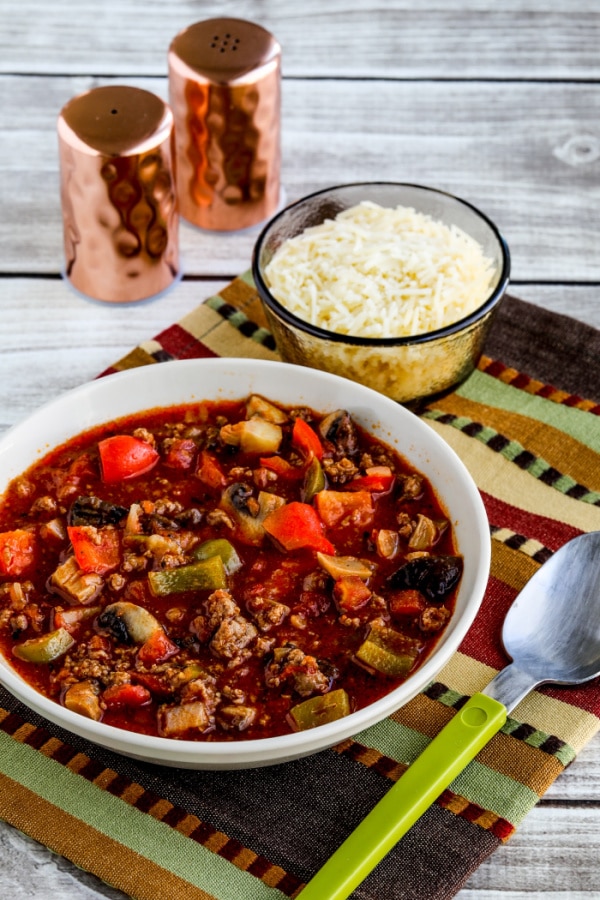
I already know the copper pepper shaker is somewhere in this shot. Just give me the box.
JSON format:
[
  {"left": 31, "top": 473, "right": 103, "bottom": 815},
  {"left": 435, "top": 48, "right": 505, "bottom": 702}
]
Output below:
[
  {"left": 57, "top": 85, "right": 179, "bottom": 303},
  {"left": 168, "top": 18, "right": 281, "bottom": 231}
]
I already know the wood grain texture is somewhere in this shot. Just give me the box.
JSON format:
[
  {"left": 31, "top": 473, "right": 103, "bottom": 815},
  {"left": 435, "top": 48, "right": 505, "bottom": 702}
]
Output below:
[
  {"left": 1, "top": 75, "right": 599, "bottom": 280},
  {"left": 3, "top": 1, "right": 600, "bottom": 79},
  {"left": 1, "top": 0, "right": 600, "bottom": 897}
]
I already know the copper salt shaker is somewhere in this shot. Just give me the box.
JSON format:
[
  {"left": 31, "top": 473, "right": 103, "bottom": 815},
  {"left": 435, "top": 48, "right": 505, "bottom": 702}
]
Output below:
[
  {"left": 57, "top": 85, "right": 179, "bottom": 303},
  {"left": 168, "top": 18, "right": 281, "bottom": 231}
]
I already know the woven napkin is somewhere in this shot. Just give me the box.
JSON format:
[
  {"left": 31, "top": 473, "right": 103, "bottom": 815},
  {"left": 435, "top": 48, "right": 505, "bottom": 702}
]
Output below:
[{"left": 1, "top": 274, "right": 599, "bottom": 900}]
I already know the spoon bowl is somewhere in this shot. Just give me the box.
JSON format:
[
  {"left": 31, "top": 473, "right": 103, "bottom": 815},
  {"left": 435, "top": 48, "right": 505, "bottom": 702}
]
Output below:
[{"left": 502, "top": 530, "right": 600, "bottom": 685}]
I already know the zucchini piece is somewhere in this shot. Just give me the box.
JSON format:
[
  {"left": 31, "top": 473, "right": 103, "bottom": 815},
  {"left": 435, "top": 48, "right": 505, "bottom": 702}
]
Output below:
[
  {"left": 355, "top": 621, "right": 422, "bottom": 677},
  {"left": 289, "top": 689, "right": 351, "bottom": 731},
  {"left": 192, "top": 538, "right": 242, "bottom": 574},
  {"left": 220, "top": 418, "right": 283, "bottom": 454},
  {"left": 12, "top": 627, "right": 75, "bottom": 663},
  {"left": 148, "top": 555, "right": 227, "bottom": 596}
]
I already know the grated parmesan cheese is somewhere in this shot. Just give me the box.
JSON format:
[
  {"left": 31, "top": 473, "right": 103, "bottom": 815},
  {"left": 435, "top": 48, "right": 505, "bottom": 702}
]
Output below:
[{"left": 264, "top": 201, "right": 497, "bottom": 338}]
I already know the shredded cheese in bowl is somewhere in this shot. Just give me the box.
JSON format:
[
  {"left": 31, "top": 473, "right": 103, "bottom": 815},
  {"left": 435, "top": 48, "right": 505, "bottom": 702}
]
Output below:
[{"left": 264, "top": 201, "right": 497, "bottom": 338}]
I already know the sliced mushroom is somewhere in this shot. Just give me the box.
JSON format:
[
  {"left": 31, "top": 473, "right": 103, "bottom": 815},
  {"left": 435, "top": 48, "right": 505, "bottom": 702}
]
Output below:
[
  {"left": 69, "top": 495, "right": 128, "bottom": 527},
  {"left": 318, "top": 409, "right": 360, "bottom": 459},
  {"left": 316, "top": 551, "right": 373, "bottom": 581},
  {"left": 96, "top": 601, "right": 161, "bottom": 644},
  {"left": 219, "top": 483, "right": 285, "bottom": 545}
]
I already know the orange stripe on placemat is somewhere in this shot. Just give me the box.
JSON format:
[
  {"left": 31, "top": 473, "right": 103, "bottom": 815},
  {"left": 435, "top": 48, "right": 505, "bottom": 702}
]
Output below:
[
  {"left": 333, "top": 739, "right": 515, "bottom": 842},
  {"left": 0, "top": 707, "right": 302, "bottom": 898},
  {"left": 478, "top": 356, "right": 600, "bottom": 414},
  {"left": 0, "top": 773, "right": 217, "bottom": 900},
  {"left": 437, "top": 789, "right": 514, "bottom": 841},
  {"left": 430, "top": 391, "right": 600, "bottom": 492}
]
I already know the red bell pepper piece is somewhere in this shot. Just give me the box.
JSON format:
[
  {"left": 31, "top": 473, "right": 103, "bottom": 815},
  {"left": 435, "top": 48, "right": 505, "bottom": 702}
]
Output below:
[
  {"left": 333, "top": 576, "right": 372, "bottom": 613},
  {"left": 389, "top": 589, "right": 426, "bottom": 618},
  {"left": 0, "top": 529, "right": 36, "bottom": 576},
  {"left": 263, "top": 502, "right": 334, "bottom": 554},
  {"left": 292, "top": 417, "right": 323, "bottom": 460},
  {"left": 196, "top": 450, "right": 227, "bottom": 490},
  {"left": 346, "top": 467, "right": 395, "bottom": 494},
  {"left": 68, "top": 525, "right": 120, "bottom": 575},
  {"left": 98, "top": 435, "right": 159, "bottom": 483},
  {"left": 102, "top": 683, "right": 152, "bottom": 709},
  {"left": 314, "top": 490, "right": 374, "bottom": 529},
  {"left": 137, "top": 629, "right": 180, "bottom": 666},
  {"left": 259, "top": 456, "right": 305, "bottom": 480}
]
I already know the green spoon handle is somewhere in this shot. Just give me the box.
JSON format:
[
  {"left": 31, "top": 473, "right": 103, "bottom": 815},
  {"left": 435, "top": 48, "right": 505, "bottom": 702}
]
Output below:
[{"left": 297, "top": 693, "right": 507, "bottom": 900}]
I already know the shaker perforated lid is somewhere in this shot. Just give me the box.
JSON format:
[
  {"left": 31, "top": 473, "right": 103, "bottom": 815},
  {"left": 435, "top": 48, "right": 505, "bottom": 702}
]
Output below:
[{"left": 168, "top": 18, "right": 282, "bottom": 231}]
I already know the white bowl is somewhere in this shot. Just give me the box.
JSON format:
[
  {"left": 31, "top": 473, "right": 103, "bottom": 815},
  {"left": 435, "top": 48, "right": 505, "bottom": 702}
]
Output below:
[{"left": 0, "top": 358, "right": 490, "bottom": 769}]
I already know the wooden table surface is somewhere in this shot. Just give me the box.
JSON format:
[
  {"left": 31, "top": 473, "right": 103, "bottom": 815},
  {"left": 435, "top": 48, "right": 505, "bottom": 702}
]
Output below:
[{"left": 1, "top": 2, "right": 599, "bottom": 897}]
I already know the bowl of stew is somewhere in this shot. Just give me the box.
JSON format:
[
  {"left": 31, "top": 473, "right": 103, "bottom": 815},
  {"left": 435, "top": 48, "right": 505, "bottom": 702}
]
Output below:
[
  {"left": 252, "top": 182, "right": 510, "bottom": 407},
  {"left": 0, "top": 358, "right": 490, "bottom": 769}
]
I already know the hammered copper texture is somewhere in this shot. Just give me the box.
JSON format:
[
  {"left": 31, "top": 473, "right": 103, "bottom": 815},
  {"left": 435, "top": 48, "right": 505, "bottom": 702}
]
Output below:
[
  {"left": 58, "top": 85, "right": 179, "bottom": 303},
  {"left": 169, "top": 18, "right": 281, "bottom": 231}
]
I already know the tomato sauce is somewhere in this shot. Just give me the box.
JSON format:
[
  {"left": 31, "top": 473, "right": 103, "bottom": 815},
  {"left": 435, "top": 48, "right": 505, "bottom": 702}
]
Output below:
[{"left": 0, "top": 396, "right": 462, "bottom": 741}]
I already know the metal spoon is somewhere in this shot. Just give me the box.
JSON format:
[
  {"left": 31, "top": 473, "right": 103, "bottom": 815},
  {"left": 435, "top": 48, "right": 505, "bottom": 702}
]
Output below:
[{"left": 298, "top": 530, "right": 600, "bottom": 899}]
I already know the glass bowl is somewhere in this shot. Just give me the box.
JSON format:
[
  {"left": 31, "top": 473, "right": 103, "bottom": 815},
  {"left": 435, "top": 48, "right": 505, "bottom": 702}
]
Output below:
[{"left": 252, "top": 182, "right": 511, "bottom": 407}]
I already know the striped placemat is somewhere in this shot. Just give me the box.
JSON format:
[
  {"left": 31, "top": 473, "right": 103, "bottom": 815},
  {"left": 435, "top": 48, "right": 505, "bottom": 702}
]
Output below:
[{"left": 1, "top": 273, "right": 599, "bottom": 900}]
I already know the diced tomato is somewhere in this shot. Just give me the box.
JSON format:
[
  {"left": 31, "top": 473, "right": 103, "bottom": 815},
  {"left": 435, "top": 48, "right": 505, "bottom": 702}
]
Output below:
[
  {"left": 137, "top": 629, "right": 180, "bottom": 666},
  {"left": 346, "top": 467, "right": 395, "bottom": 494},
  {"left": 132, "top": 671, "right": 173, "bottom": 698},
  {"left": 163, "top": 438, "right": 197, "bottom": 470},
  {"left": 102, "top": 683, "right": 152, "bottom": 709},
  {"left": 263, "top": 502, "right": 335, "bottom": 554},
  {"left": 292, "top": 417, "right": 323, "bottom": 460},
  {"left": 259, "top": 456, "right": 305, "bottom": 480},
  {"left": 67, "top": 525, "right": 120, "bottom": 575},
  {"left": 0, "top": 529, "right": 36, "bottom": 576},
  {"left": 333, "top": 576, "right": 372, "bottom": 613},
  {"left": 196, "top": 450, "right": 227, "bottom": 490},
  {"left": 389, "top": 589, "right": 426, "bottom": 618},
  {"left": 314, "top": 490, "right": 374, "bottom": 529},
  {"left": 98, "top": 435, "right": 159, "bottom": 483}
]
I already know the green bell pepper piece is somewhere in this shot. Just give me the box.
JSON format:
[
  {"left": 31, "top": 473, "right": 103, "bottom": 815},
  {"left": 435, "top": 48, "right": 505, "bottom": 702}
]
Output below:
[
  {"left": 355, "top": 622, "right": 422, "bottom": 677},
  {"left": 148, "top": 555, "right": 227, "bottom": 596},
  {"left": 192, "top": 538, "right": 242, "bottom": 574}
]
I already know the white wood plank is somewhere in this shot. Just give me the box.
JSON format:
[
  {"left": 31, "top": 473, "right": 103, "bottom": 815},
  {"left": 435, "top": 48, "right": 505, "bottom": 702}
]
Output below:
[
  {"left": 459, "top": 804, "right": 600, "bottom": 897},
  {"left": 1, "top": 76, "right": 600, "bottom": 281},
  {"left": 1, "top": 279, "right": 599, "bottom": 439},
  {"left": 3, "top": 1, "right": 600, "bottom": 79}
]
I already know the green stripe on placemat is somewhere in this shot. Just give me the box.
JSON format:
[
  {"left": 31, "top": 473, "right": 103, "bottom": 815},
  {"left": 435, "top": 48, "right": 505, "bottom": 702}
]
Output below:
[
  {"left": 423, "top": 408, "right": 600, "bottom": 505},
  {"left": 0, "top": 730, "right": 291, "bottom": 900}
]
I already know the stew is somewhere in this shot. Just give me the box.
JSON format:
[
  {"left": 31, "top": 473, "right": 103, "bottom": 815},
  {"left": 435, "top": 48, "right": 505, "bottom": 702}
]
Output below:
[{"left": 0, "top": 396, "right": 462, "bottom": 741}]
